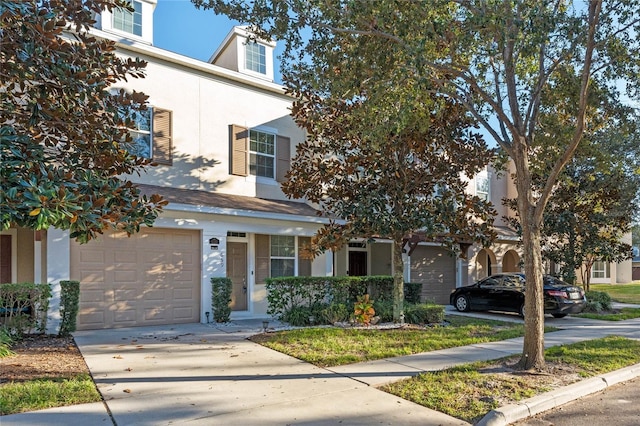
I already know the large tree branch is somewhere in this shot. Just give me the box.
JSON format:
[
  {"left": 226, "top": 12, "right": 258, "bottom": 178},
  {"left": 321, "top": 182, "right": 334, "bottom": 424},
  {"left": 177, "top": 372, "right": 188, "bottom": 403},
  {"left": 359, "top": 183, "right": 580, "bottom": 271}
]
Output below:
[{"left": 534, "top": 0, "right": 603, "bottom": 225}]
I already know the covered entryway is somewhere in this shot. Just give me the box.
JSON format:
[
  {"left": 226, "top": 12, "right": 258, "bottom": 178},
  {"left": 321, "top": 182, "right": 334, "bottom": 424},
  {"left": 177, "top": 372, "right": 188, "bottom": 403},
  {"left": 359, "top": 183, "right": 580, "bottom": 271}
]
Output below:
[
  {"left": 71, "top": 228, "right": 201, "bottom": 330},
  {"left": 502, "top": 250, "right": 521, "bottom": 272},
  {"left": 410, "top": 246, "right": 456, "bottom": 304}
]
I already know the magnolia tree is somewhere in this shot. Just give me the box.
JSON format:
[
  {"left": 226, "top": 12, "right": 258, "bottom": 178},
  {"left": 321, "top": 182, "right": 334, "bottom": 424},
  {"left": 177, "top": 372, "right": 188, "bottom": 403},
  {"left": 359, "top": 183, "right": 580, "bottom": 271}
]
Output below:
[
  {"left": 195, "top": 0, "right": 640, "bottom": 369},
  {"left": 1, "top": 0, "right": 166, "bottom": 243}
]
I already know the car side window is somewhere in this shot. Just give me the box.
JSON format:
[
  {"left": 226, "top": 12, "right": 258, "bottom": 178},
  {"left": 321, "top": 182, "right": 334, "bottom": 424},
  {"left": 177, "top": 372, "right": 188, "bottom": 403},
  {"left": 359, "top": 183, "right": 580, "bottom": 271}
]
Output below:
[
  {"left": 502, "top": 276, "right": 521, "bottom": 288},
  {"left": 480, "top": 277, "right": 500, "bottom": 288}
]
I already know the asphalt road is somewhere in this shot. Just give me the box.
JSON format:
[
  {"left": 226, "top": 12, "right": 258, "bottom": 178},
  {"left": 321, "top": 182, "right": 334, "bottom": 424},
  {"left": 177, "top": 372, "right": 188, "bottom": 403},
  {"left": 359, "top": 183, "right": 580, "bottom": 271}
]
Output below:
[{"left": 513, "top": 376, "right": 640, "bottom": 426}]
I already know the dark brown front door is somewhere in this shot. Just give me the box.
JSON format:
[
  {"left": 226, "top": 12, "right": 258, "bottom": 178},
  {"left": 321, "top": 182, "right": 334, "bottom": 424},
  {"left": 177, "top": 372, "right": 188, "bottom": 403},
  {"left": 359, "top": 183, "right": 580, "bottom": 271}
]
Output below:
[
  {"left": 0, "top": 235, "right": 11, "bottom": 283},
  {"left": 348, "top": 251, "right": 367, "bottom": 276},
  {"left": 227, "top": 242, "right": 248, "bottom": 311}
]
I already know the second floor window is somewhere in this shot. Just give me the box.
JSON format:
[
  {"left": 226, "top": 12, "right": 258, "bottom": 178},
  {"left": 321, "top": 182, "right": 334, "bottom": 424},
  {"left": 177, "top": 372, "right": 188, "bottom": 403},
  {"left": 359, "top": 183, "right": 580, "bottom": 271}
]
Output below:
[
  {"left": 476, "top": 169, "right": 490, "bottom": 201},
  {"left": 121, "top": 107, "right": 151, "bottom": 158},
  {"left": 245, "top": 42, "right": 266, "bottom": 74},
  {"left": 249, "top": 130, "right": 275, "bottom": 178},
  {"left": 113, "top": 0, "right": 142, "bottom": 36}
]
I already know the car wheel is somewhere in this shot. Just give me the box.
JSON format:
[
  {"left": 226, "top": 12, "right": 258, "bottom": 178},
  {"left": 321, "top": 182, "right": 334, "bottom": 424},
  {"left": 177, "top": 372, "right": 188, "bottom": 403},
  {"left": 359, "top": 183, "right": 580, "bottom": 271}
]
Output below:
[
  {"left": 519, "top": 303, "right": 525, "bottom": 318},
  {"left": 454, "top": 295, "right": 470, "bottom": 312},
  {"left": 552, "top": 313, "right": 567, "bottom": 318}
]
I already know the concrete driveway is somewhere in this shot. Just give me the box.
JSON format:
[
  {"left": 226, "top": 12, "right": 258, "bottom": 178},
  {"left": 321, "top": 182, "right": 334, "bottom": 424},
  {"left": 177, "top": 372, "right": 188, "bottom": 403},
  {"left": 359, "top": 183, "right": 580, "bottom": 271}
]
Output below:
[{"left": 73, "top": 322, "right": 468, "bottom": 426}]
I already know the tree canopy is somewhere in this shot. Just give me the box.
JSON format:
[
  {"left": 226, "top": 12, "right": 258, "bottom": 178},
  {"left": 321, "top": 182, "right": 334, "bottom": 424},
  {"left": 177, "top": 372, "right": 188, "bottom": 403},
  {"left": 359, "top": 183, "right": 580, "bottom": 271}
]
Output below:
[
  {"left": 195, "top": 0, "right": 640, "bottom": 368},
  {"left": 1, "top": 0, "right": 166, "bottom": 243}
]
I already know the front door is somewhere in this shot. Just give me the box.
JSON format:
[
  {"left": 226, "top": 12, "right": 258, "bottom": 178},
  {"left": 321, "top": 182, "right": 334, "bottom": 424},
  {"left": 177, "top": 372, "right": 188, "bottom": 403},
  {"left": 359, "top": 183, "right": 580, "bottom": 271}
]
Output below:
[
  {"left": 348, "top": 251, "right": 367, "bottom": 276},
  {"left": 227, "top": 242, "right": 248, "bottom": 311}
]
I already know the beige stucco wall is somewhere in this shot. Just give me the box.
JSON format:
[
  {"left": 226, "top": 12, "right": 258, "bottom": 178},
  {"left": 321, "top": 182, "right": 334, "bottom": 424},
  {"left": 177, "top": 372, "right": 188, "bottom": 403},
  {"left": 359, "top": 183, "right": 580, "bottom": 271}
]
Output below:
[{"left": 110, "top": 48, "right": 305, "bottom": 202}]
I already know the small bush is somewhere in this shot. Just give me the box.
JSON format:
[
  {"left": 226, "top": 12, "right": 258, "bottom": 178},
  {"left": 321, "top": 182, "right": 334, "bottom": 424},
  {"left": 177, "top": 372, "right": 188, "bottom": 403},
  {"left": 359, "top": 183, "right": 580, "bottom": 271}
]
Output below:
[
  {"left": 404, "top": 283, "right": 422, "bottom": 304},
  {"left": 211, "top": 278, "right": 232, "bottom": 323},
  {"left": 58, "top": 280, "right": 80, "bottom": 337},
  {"left": 318, "top": 303, "right": 350, "bottom": 324},
  {"left": 282, "top": 305, "right": 313, "bottom": 326},
  {"left": 0, "top": 328, "right": 14, "bottom": 358},
  {"left": 374, "top": 300, "right": 394, "bottom": 322},
  {"left": 354, "top": 294, "right": 375, "bottom": 325},
  {"left": 404, "top": 304, "right": 445, "bottom": 325},
  {"left": 584, "top": 291, "right": 613, "bottom": 313},
  {"left": 0, "top": 283, "right": 51, "bottom": 338}
]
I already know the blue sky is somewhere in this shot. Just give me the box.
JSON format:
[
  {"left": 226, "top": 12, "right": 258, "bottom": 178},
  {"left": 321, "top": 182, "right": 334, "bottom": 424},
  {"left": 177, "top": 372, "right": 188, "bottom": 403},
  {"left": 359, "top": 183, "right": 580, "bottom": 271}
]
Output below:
[
  {"left": 153, "top": 0, "right": 237, "bottom": 62},
  {"left": 153, "top": 0, "right": 285, "bottom": 82}
]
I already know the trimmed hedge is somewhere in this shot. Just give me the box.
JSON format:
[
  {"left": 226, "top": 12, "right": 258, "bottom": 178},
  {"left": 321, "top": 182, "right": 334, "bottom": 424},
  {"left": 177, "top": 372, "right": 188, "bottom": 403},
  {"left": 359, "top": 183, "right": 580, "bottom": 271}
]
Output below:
[
  {"left": 211, "top": 277, "right": 232, "bottom": 323},
  {"left": 266, "top": 276, "right": 443, "bottom": 326},
  {"left": 0, "top": 282, "right": 51, "bottom": 337},
  {"left": 58, "top": 280, "right": 80, "bottom": 337}
]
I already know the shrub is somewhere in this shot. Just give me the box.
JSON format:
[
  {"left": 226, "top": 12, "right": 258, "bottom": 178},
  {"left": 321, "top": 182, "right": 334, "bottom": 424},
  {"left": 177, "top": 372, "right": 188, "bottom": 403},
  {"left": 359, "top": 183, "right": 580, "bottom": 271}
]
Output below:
[
  {"left": 211, "top": 278, "right": 232, "bottom": 323},
  {"left": 317, "top": 303, "right": 350, "bottom": 324},
  {"left": 584, "top": 291, "right": 613, "bottom": 313},
  {"left": 404, "top": 304, "right": 445, "bottom": 325},
  {"left": 354, "top": 294, "right": 375, "bottom": 325},
  {"left": 373, "top": 300, "right": 394, "bottom": 322},
  {"left": 0, "top": 283, "right": 51, "bottom": 338},
  {"left": 58, "top": 280, "right": 80, "bottom": 337},
  {"left": 404, "top": 283, "right": 422, "bottom": 304},
  {"left": 0, "top": 328, "right": 14, "bottom": 358}
]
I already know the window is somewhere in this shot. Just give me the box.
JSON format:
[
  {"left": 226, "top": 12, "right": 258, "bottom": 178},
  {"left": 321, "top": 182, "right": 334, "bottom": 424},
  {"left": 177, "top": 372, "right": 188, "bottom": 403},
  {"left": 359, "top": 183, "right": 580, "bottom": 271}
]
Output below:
[
  {"left": 592, "top": 261, "right": 610, "bottom": 279},
  {"left": 113, "top": 0, "right": 142, "bottom": 36},
  {"left": 270, "top": 235, "right": 295, "bottom": 278},
  {"left": 121, "top": 107, "right": 151, "bottom": 158},
  {"left": 245, "top": 42, "right": 266, "bottom": 74},
  {"left": 119, "top": 105, "right": 173, "bottom": 165},
  {"left": 475, "top": 168, "right": 490, "bottom": 201},
  {"left": 249, "top": 130, "right": 275, "bottom": 178}
]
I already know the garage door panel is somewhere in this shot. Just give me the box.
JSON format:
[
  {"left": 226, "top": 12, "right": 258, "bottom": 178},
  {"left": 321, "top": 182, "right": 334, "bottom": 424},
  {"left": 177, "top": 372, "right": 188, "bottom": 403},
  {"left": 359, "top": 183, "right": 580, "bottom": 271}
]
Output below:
[
  {"left": 72, "top": 228, "right": 200, "bottom": 330},
  {"left": 411, "top": 246, "right": 456, "bottom": 305}
]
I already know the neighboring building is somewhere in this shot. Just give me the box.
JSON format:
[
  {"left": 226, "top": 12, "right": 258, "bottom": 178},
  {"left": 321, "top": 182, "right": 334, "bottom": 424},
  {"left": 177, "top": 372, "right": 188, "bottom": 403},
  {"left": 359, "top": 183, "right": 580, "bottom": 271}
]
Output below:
[
  {"left": 14, "top": 0, "right": 633, "bottom": 331},
  {"left": 631, "top": 245, "right": 640, "bottom": 281}
]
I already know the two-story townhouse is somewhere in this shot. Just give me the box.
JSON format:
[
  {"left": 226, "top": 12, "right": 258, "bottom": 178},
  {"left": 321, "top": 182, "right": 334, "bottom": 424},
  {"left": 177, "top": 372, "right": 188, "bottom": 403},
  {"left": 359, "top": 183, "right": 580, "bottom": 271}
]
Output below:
[{"left": 3, "top": 0, "right": 561, "bottom": 332}]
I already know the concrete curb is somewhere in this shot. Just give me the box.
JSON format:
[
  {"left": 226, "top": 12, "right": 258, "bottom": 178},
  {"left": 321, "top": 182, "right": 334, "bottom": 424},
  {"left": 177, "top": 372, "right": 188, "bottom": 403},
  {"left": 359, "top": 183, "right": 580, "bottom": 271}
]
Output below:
[{"left": 476, "top": 362, "right": 640, "bottom": 426}]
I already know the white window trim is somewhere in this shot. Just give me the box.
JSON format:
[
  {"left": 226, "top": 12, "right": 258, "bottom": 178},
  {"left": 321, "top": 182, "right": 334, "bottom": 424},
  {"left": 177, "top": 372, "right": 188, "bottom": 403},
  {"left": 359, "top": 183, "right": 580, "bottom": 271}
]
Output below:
[
  {"left": 591, "top": 261, "right": 610, "bottom": 279},
  {"left": 475, "top": 169, "right": 490, "bottom": 201},
  {"left": 270, "top": 235, "right": 297, "bottom": 277},
  {"left": 249, "top": 128, "right": 277, "bottom": 179},
  {"left": 112, "top": 0, "right": 143, "bottom": 37}
]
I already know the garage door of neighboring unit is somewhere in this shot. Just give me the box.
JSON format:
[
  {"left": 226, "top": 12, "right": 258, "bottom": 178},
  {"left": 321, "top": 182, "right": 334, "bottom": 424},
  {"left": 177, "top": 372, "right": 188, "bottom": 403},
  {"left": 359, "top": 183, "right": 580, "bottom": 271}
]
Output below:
[
  {"left": 410, "top": 246, "right": 456, "bottom": 305},
  {"left": 71, "top": 228, "right": 201, "bottom": 330}
]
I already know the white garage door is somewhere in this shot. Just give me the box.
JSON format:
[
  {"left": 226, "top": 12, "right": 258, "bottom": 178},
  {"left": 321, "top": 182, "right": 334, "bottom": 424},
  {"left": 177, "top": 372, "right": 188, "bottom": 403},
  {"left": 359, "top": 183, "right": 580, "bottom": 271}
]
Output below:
[
  {"left": 410, "top": 245, "right": 456, "bottom": 304},
  {"left": 71, "top": 228, "right": 201, "bottom": 330}
]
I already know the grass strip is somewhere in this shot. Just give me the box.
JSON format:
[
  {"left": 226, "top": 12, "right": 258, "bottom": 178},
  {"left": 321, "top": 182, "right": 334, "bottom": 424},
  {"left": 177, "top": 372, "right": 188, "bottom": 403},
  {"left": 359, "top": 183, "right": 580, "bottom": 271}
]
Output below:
[
  {"left": 382, "top": 336, "right": 640, "bottom": 424},
  {"left": 251, "top": 316, "right": 556, "bottom": 367},
  {"left": 0, "top": 374, "right": 101, "bottom": 415},
  {"left": 576, "top": 307, "right": 640, "bottom": 321}
]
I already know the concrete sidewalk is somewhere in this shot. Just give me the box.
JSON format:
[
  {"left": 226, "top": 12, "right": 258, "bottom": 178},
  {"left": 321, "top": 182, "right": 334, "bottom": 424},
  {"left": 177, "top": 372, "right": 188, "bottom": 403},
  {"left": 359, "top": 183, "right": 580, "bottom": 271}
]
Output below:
[{"left": 2, "top": 312, "right": 640, "bottom": 426}]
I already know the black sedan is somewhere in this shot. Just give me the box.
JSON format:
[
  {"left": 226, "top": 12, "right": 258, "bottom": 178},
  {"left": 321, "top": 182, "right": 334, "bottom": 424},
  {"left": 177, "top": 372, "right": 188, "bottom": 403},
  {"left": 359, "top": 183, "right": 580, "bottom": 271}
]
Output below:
[{"left": 450, "top": 273, "right": 586, "bottom": 318}]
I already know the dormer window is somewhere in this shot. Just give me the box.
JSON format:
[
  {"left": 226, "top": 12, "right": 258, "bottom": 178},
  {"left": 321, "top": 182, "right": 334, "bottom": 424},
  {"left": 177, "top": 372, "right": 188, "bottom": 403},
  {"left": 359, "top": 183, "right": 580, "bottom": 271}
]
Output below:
[
  {"left": 113, "top": 0, "right": 143, "bottom": 36},
  {"left": 245, "top": 42, "right": 267, "bottom": 75}
]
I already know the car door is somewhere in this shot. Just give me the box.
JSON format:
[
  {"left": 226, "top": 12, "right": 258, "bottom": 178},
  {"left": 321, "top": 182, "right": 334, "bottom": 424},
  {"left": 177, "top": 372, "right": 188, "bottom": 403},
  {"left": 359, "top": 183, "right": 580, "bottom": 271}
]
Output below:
[
  {"left": 497, "top": 274, "right": 526, "bottom": 312},
  {"left": 473, "top": 276, "right": 502, "bottom": 310}
]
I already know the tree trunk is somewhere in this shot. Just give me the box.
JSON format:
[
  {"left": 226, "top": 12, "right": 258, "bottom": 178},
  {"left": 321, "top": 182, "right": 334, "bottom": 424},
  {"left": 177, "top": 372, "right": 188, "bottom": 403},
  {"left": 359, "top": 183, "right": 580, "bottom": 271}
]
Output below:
[
  {"left": 513, "top": 147, "right": 546, "bottom": 371},
  {"left": 392, "top": 239, "right": 405, "bottom": 323}
]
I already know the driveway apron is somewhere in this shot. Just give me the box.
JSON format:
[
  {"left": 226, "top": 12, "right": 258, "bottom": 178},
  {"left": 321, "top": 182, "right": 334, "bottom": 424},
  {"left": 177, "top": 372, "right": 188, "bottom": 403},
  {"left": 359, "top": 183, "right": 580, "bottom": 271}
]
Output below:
[{"left": 74, "top": 323, "right": 468, "bottom": 426}]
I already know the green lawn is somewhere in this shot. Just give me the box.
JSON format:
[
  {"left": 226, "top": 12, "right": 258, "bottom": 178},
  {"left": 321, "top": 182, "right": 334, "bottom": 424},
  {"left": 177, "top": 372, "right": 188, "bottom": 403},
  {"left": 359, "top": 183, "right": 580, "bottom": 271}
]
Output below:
[
  {"left": 590, "top": 282, "right": 640, "bottom": 304},
  {"left": 250, "top": 316, "right": 556, "bottom": 367},
  {"left": 382, "top": 336, "right": 640, "bottom": 424},
  {"left": 577, "top": 307, "right": 640, "bottom": 321},
  {"left": 0, "top": 374, "right": 101, "bottom": 415}
]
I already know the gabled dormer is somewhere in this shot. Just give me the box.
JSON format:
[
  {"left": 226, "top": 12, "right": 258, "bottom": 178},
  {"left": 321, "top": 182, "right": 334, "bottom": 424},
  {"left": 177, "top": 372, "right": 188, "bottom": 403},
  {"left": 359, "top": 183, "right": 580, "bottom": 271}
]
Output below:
[
  {"left": 209, "top": 26, "right": 276, "bottom": 82},
  {"left": 95, "top": 0, "right": 157, "bottom": 45}
]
